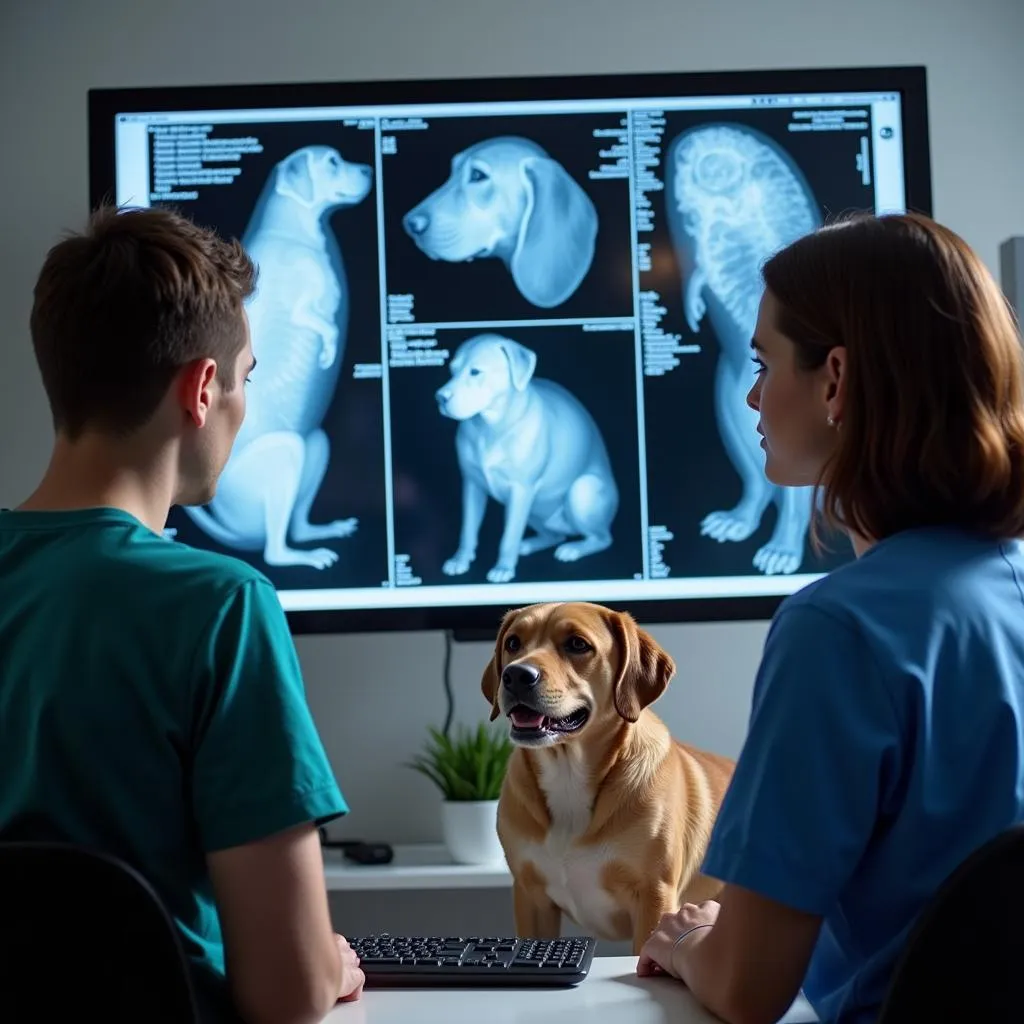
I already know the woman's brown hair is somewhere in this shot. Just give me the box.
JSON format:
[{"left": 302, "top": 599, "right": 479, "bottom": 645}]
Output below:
[{"left": 761, "top": 211, "right": 1024, "bottom": 541}]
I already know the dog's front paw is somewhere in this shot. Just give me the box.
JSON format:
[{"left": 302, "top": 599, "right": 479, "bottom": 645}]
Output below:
[
  {"left": 442, "top": 552, "right": 474, "bottom": 576},
  {"left": 318, "top": 340, "right": 337, "bottom": 369},
  {"left": 486, "top": 563, "right": 516, "bottom": 583},
  {"left": 685, "top": 288, "right": 706, "bottom": 334}
]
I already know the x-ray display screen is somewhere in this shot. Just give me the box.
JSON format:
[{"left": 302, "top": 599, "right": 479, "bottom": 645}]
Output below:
[{"left": 96, "top": 72, "right": 924, "bottom": 626}]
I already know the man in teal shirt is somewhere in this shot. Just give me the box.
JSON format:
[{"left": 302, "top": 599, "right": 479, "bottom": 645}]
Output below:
[{"left": 0, "top": 205, "right": 364, "bottom": 1023}]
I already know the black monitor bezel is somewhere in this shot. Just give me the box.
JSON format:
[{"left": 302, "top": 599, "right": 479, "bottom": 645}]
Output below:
[{"left": 87, "top": 64, "right": 932, "bottom": 635}]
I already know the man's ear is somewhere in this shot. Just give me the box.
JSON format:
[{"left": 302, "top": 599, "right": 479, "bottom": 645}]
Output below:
[
  {"left": 178, "top": 358, "right": 218, "bottom": 428},
  {"left": 604, "top": 610, "right": 675, "bottom": 722},
  {"left": 481, "top": 609, "right": 518, "bottom": 723}
]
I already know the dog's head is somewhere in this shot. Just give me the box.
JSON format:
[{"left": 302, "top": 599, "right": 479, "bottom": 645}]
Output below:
[
  {"left": 274, "top": 146, "right": 373, "bottom": 211},
  {"left": 480, "top": 602, "right": 675, "bottom": 749},
  {"left": 402, "top": 136, "right": 598, "bottom": 308},
  {"left": 435, "top": 333, "right": 536, "bottom": 421}
]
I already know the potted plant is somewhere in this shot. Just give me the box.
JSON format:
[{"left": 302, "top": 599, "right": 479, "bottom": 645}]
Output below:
[{"left": 408, "top": 722, "right": 514, "bottom": 865}]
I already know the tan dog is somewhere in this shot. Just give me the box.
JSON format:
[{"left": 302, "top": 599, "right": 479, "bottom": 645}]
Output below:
[{"left": 481, "top": 601, "right": 735, "bottom": 953}]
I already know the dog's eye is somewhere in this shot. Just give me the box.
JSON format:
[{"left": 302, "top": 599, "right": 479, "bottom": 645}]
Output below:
[
  {"left": 468, "top": 166, "right": 489, "bottom": 183},
  {"left": 469, "top": 367, "right": 481, "bottom": 377},
  {"left": 565, "top": 635, "right": 592, "bottom": 655},
  {"left": 504, "top": 634, "right": 521, "bottom": 653}
]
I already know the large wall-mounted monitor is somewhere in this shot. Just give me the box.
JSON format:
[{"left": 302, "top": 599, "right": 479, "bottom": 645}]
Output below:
[{"left": 88, "top": 65, "right": 932, "bottom": 635}]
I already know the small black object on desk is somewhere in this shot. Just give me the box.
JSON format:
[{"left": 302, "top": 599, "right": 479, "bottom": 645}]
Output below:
[{"left": 318, "top": 828, "right": 395, "bottom": 866}]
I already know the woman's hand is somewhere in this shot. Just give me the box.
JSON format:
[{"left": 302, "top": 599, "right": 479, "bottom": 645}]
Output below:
[{"left": 637, "top": 901, "right": 721, "bottom": 978}]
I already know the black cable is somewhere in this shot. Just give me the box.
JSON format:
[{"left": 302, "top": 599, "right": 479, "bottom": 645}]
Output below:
[{"left": 442, "top": 628, "right": 455, "bottom": 736}]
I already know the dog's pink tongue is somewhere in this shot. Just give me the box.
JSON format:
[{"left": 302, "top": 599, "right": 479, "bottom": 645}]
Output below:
[{"left": 510, "top": 709, "right": 545, "bottom": 730}]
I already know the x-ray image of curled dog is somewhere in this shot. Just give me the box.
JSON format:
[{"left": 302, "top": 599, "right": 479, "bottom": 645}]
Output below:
[
  {"left": 666, "top": 124, "right": 821, "bottom": 576},
  {"left": 182, "top": 145, "right": 373, "bottom": 570},
  {"left": 436, "top": 333, "right": 620, "bottom": 584},
  {"left": 403, "top": 137, "right": 598, "bottom": 309}
]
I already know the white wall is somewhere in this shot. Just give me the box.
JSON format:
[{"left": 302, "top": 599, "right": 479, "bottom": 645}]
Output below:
[{"left": 2, "top": 0, "right": 1023, "bottom": 856}]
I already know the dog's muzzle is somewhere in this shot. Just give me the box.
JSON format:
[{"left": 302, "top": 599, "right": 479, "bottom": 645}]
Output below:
[
  {"left": 502, "top": 662, "right": 541, "bottom": 701},
  {"left": 501, "top": 662, "right": 590, "bottom": 742},
  {"left": 404, "top": 211, "right": 430, "bottom": 237}
]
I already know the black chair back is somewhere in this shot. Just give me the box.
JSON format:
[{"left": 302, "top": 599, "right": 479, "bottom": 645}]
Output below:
[
  {"left": 0, "top": 841, "right": 199, "bottom": 1023},
  {"left": 877, "top": 823, "right": 1024, "bottom": 1022}
]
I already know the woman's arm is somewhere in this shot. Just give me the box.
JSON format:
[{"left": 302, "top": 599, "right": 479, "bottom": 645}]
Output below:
[
  {"left": 640, "top": 885, "right": 821, "bottom": 1024},
  {"left": 638, "top": 600, "right": 902, "bottom": 1021}
]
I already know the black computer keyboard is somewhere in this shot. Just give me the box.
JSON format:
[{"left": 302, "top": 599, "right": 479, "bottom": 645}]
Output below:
[{"left": 349, "top": 933, "right": 598, "bottom": 987}]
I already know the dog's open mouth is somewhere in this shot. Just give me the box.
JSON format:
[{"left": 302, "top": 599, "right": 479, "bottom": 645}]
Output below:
[{"left": 507, "top": 704, "right": 590, "bottom": 738}]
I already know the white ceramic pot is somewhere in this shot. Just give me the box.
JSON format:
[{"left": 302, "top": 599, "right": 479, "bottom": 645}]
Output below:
[{"left": 440, "top": 799, "right": 507, "bottom": 865}]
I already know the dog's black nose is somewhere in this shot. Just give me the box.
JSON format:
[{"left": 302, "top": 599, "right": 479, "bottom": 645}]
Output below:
[
  {"left": 404, "top": 211, "right": 429, "bottom": 236},
  {"left": 502, "top": 662, "right": 541, "bottom": 693}
]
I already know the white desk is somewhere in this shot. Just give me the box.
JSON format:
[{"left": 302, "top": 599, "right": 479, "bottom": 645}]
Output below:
[{"left": 323, "top": 956, "right": 819, "bottom": 1023}]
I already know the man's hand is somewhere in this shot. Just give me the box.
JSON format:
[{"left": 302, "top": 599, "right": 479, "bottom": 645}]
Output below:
[
  {"left": 637, "top": 901, "right": 721, "bottom": 978},
  {"left": 335, "top": 935, "right": 365, "bottom": 1003}
]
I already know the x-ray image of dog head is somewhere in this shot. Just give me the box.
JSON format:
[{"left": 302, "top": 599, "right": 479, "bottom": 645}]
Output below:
[
  {"left": 435, "top": 332, "right": 537, "bottom": 420},
  {"left": 403, "top": 137, "right": 599, "bottom": 308},
  {"left": 272, "top": 144, "right": 373, "bottom": 210}
]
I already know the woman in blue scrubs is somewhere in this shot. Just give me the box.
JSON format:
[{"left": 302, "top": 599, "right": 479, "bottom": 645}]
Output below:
[{"left": 638, "top": 212, "right": 1024, "bottom": 1024}]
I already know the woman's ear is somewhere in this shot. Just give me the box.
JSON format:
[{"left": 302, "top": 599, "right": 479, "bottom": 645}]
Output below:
[{"left": 823, "top": 345, "right": 847, "bottom": 426}]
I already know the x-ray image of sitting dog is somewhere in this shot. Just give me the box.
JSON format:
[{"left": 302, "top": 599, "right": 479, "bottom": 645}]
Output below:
[
  {"left": 436, "top": 334, "right": 619, "bottom": 583},
  {"left": 403, "top": 137, "right": 599, "bottom": 309},
  {"left": 666, "top": 124, "right": 821, "bottom": 575},
  {"left": 183, "top": 145, "right": 373, "bottom": 569}
]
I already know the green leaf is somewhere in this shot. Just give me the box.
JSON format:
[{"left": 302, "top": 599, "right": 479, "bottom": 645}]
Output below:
[{"left": 405, "top": 719, "right": 514, "bottom": 801}]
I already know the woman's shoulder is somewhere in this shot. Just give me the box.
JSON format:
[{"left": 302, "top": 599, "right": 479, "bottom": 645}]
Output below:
[{"left": 775, "top": 526, "right": 1024, "bottom": 652}]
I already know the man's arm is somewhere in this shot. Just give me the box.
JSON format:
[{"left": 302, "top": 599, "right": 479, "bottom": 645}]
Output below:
[
  {"left": 190, "top": 579, "right": 359, "bottom": 1022},
  {"left": 208, "top": 822, "right": 356, "bottom": 1024}
]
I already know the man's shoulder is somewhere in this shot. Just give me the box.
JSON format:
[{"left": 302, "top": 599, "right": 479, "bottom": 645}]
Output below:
[{"left": 132, "top": 534, "right": 274, "bottom": 598}]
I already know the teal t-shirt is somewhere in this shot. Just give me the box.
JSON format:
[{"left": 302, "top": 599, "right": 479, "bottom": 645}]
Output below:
[{"left": 0, "top": 507, "right": 348, "bottom": 1022}]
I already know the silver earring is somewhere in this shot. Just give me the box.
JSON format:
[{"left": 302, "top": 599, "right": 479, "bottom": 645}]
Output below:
[{"left": 827, "top": 415, "right": 836, "bottom": 428}]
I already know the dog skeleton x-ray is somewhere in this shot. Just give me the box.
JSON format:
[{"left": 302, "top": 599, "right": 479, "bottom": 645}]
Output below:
[
  {"left": 436, "top": 333, "right": 619, "bottom": 583},
  {"left": 403, "top": 137, "right": 598, "bottom": 309},
  {"left": 182, "top": 145, "right": 373, "bottom": 569},
  {"left": 666, "top": 124, "right": 821, "bottom": 575}
]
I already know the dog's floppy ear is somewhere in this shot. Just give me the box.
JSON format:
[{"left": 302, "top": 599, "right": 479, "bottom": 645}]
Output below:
[
  {"left": 497, "top": 336, "right": 537, "bottom": 391},
  {"left": 275, "top": 148, "right": 317, "bottom": 207},
  {"left": 481, "top": 609, "right": 518, "bottom": 722},
  {"left": 604, "top": 610, "right": 675, "bottom": 723},
  {"left": 512, "top": 156, "right": 598, "bottom": 309}
]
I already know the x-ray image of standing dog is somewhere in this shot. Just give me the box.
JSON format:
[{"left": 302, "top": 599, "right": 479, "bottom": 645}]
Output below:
[
  {"left": 666, "top": 124, "right": 821, "bottom": 575},
  {"left": 436, "top": 334, "right": 619, "bottom": 583},
  {"left": 182, "top": 145, "right": 373, "bottom": 569},
  {"left": 403, "top": 137, "right": 599, "bottom": 309}
]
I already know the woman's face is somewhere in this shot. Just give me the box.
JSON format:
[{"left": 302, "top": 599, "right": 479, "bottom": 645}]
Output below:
[{"left": 746, "top": 289, "right": 845, "bottom": 487}]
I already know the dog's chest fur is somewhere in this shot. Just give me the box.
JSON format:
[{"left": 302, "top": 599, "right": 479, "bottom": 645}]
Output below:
[{"left": 520, "top": 751, "right": 623, "bottom": 939}]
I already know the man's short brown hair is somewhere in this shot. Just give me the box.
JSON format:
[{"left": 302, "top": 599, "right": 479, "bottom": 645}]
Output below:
[
  {"left": 30, "top": 205, "right": 257, "bottom": 439},
  {"left": 762, "top": 211, "right": 1024, "bottom": 542}
]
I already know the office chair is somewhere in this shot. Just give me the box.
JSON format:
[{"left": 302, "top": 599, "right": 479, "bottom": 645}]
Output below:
[
  {"left": 876, "top": 823, "right": 1024, "bottom": 1022},
  {"left": 0, "top": 840, "right": 200, "bottom": 1023}
]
